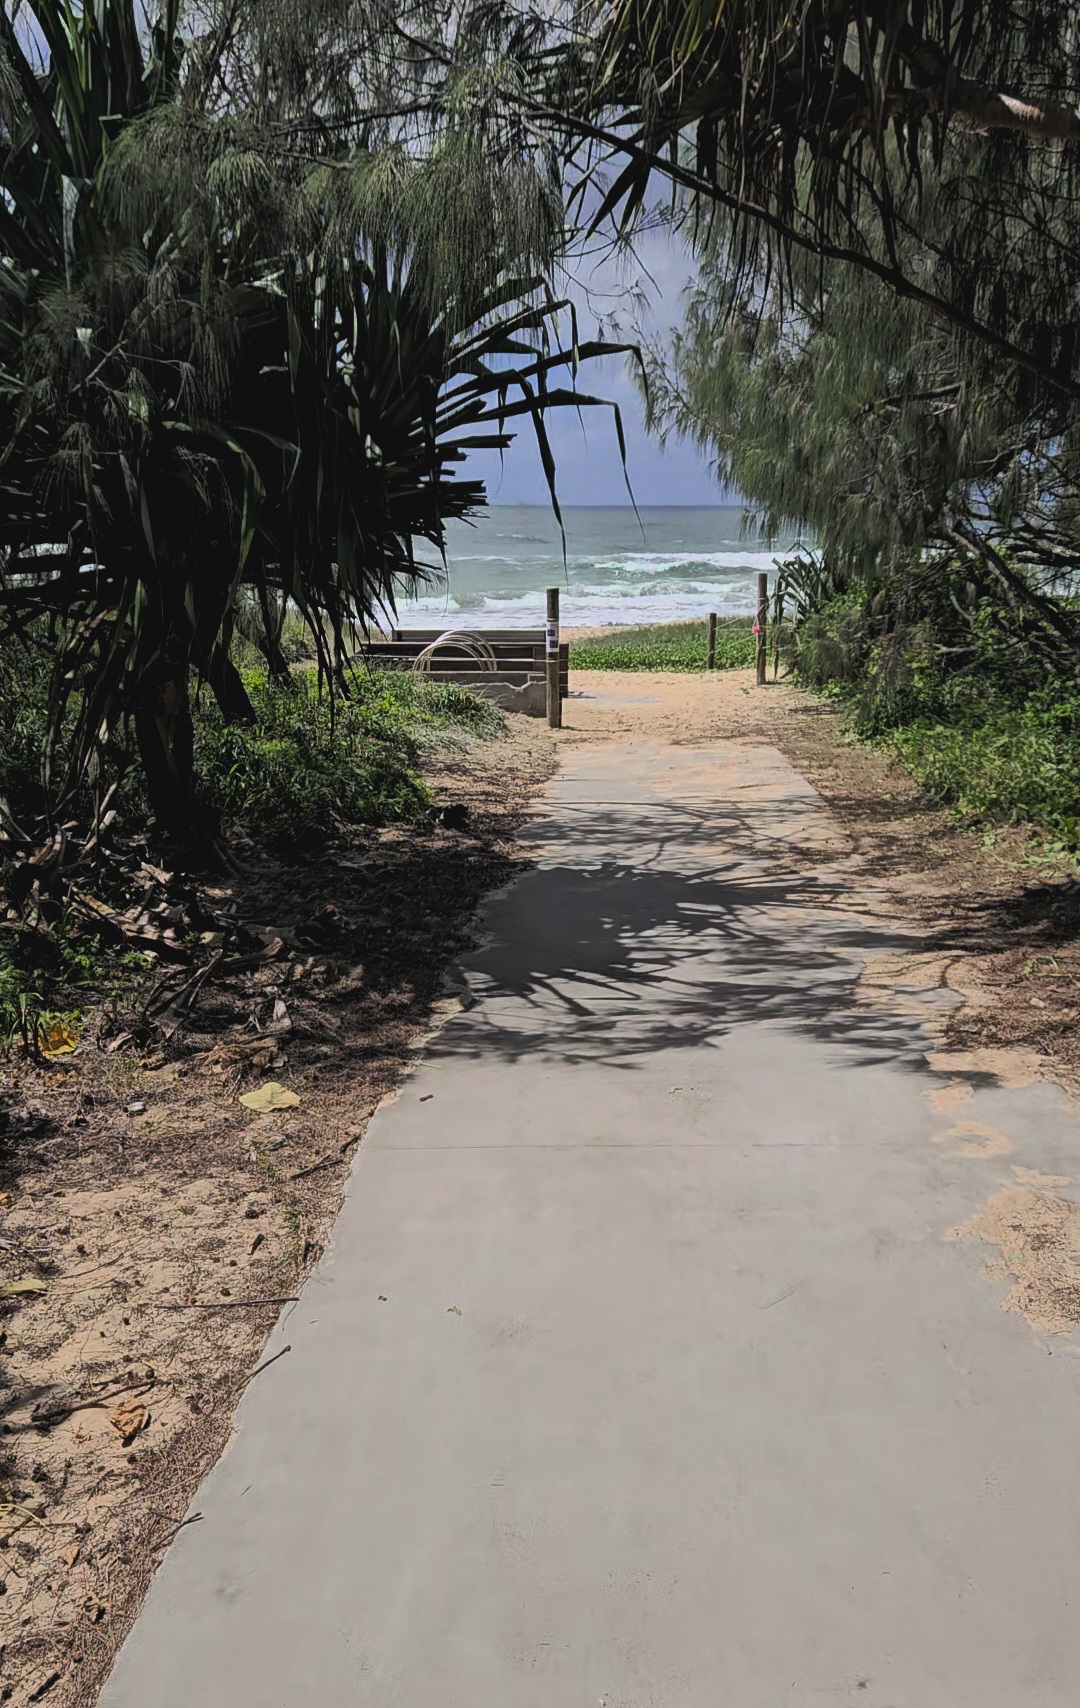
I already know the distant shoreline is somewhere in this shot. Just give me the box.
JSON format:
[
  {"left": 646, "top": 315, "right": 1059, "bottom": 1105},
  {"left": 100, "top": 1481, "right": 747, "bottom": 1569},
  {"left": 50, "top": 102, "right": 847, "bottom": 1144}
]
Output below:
[{"left": 481, "top": 501, "right": 749, "bottom": 511}]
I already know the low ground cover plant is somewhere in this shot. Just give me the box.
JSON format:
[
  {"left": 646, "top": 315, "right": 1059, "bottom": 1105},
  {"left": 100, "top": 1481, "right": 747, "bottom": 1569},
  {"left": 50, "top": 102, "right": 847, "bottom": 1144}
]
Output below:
[{"left": 570, "top": 618, "right": 755, "bottom": 671}]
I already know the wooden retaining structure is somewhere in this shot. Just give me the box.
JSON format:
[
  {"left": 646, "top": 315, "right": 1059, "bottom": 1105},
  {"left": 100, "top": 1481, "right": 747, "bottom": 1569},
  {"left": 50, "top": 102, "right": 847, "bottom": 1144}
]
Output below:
[{"left": 362, "top": 628, "right": 569, "bottom": 701}]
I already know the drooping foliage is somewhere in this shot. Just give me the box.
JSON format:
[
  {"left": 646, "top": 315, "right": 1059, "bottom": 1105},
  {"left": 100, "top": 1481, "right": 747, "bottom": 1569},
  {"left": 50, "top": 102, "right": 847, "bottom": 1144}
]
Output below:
[
  {"left": 546, "top": 1, "right": 1080, "bottom": 745},
  {"left": 654, "top": 202, "right": 1075, "bottom": 581},
  {"left": 552, "top": 1, "right": 1080, "bottom": 408},
  {"left": 638, "top": 168, "right": 1080, "bottom": 843},
  {"left": 644, "top": 180, "right": 1080, "bottom": 697},
  {"left": 0, "top": 0, "right": 625, "bottom": 836}
]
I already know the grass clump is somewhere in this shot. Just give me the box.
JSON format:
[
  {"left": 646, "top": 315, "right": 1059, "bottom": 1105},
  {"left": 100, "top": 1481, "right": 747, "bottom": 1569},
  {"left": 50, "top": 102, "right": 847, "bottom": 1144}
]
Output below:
[
  {"left": 0, "top": 637, "right": 52, "bottom": 821},
  {"left": 0, "top": 643, "right": 154, "bottom": 1047},
  {"left": 196, "top": 666, "right": 503, "bottom": 849},
  {"left": 569, "top": 617, "right": 755, "bottom": 672}
]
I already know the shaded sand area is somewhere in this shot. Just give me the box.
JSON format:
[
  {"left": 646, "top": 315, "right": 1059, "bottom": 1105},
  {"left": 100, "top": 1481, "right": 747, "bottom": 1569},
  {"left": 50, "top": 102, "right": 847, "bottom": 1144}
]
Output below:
[{"left": 94, "top": 668, "right": 1080, "bottom": 1708}]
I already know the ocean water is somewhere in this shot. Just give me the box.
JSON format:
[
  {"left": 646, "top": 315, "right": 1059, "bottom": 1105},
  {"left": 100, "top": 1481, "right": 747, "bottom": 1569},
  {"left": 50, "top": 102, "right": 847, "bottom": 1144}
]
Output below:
[{"left": 397, "top": 505, "right": 806, "bottom": 631}]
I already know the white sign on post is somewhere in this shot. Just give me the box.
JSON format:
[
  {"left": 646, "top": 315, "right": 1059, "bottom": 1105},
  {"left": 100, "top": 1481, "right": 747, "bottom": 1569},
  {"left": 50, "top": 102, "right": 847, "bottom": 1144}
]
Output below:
[{"left": 545, "top": 620, "right": 559, "bottom": 654}]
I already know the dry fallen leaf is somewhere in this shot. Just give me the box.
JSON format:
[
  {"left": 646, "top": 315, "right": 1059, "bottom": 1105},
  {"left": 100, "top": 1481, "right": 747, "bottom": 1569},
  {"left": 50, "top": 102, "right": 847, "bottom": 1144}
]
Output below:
[
  {"left": 110, "top": 1399, "right": 150, "bottom": 1447},
  {"left": 38, "top": 1019, "right": 78, "bottom": 1057},
  {"left": 62, "top": 1543, "right": 81, "bottom": 1569},
  {"left": 0, "top": 1276, "right": 48, "bottom": 1298},
  {"left": 240, "top": 1081, "right": 300, "bottom": 1112}
]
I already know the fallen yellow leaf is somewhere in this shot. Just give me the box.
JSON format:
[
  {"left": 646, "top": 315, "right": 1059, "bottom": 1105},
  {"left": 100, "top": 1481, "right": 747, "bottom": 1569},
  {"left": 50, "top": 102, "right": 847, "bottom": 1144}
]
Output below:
[
  {"left": 0, "top": 1276, "right": 47, "bottom": 1299},
  {"left": 240, "top": 1082, "right": 301, "bottom": 1113},
  {"left": 39, "top": 1019, "right": 78, "bottom": 1056}
]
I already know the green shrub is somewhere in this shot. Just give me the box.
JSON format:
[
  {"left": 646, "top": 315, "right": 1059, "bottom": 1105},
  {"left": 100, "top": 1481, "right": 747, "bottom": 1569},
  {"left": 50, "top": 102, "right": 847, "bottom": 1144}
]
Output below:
[
  {"left": 0, "top": 638, "right": 51, "bottom": 820},
  {"left": 570, "top": 618, "right": 755, "bottom": 672},
  {"left": 356, "top": 667, "right": 506, "bottom": 737},
  {"left": 788, "top": 586, "right": 1080, "bottom": 853},
  {"left": 888, "top": 694, "right": 1080, "bottom": 848},
  {"left": 0, "top": 918, "right": 147, "bottom": 1051},
  {"left": 0, "top": 643, "right": 503, "bottom": 1043},
  {"left": 196, "top": 667, "right": 502, "bottom": 848}
]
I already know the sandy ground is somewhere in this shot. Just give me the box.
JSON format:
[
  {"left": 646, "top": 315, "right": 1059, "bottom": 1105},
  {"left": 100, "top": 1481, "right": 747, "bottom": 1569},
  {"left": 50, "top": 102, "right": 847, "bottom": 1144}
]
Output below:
[
  {"left": 564, "top": 666, "right": 780, "bottom": 742},
  {"left": 6, "top": 664, "right": 1080, "bottom": 1705}
]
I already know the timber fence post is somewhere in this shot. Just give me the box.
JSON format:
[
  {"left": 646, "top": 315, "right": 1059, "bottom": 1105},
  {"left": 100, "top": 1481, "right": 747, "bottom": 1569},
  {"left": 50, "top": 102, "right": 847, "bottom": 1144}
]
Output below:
[
  {"left": 755, "top": 572, "right": 768, "bottom": 687},
  {"left": 546, "top": 587, "right": 562, "bottom": 729}
]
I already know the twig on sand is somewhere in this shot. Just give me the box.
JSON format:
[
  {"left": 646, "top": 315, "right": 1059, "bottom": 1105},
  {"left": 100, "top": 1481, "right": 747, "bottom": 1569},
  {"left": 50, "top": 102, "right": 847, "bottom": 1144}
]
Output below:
[
  {"left": 146, "top": 1295, "right": 299, "bottom": 1310},
  {"left": 241, "top": 1344, "right": 292, "bottom": 1387},
  {"left": 291, "top": 1131, "right": 362, "bottom": 1181},
  {"left": 148, "top": 1511, "right": 203, "bottom": 1550},
  {"left": 290, "top": 1153, "right": 343, "bottom": 1181},
  {"left": 30, "top": 1376, "right": 154, "bottom": 1428}
]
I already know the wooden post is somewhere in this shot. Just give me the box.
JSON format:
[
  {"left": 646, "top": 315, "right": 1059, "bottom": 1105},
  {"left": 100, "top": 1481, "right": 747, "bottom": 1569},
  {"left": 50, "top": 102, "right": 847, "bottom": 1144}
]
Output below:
[
  {"left": 706, "top": 611, "right": 717, "bottom": 671},
  {"left": 546, "top": 587, "right": 562, "bottom": 729},
  {"left": 755, "top": 571, "right": 768, "bottom": 687}
]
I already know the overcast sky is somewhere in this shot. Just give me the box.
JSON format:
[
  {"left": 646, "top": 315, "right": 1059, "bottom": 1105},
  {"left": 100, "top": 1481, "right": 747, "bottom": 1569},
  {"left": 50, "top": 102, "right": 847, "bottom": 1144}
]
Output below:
[{"left": 466, "top": 227, "right": 732, "bottom": 508}]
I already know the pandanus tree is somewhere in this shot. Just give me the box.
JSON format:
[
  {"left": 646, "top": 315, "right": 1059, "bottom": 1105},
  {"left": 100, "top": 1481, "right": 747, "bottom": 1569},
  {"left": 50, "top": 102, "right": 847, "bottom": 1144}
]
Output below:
[{"left": 0, "top": 1, "right": 624, "bottom": 837}]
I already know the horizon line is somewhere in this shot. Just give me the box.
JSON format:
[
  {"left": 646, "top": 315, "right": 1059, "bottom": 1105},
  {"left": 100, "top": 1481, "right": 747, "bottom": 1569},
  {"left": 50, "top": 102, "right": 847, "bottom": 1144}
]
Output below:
[{"left": 479, "top": 500, "right": 749, "bottom": 510}]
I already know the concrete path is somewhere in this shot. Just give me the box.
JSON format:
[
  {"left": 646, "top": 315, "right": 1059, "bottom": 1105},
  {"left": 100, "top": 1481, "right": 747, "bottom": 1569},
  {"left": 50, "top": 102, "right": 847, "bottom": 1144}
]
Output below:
[{"left": 102, "top": 734, "right": 1080, "bottom": 1707}]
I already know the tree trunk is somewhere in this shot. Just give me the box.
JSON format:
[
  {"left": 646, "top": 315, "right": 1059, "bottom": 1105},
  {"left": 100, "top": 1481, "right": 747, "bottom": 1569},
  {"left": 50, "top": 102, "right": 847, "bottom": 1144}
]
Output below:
[
  {"left": 206, "top": 645, "right": 257, "bottom": 724},
  {"left": 257, "top": 635, "right": 293, "bottom": 683},
  {"left": 134, "top": 657, "right": 195, "bottom": 835}
]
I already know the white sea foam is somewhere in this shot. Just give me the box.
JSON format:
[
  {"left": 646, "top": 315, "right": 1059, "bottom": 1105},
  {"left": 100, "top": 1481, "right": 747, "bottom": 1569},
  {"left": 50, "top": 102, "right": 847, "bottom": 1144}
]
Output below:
[
  {"left": 398, "top": 507, "right": 806, "bottom": 630},
  {"left": 399, "top": 576, "right": 767, "bottom": 630},
  {"left": 587, "top": 550, "right": 781, "bottom": 575}
]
